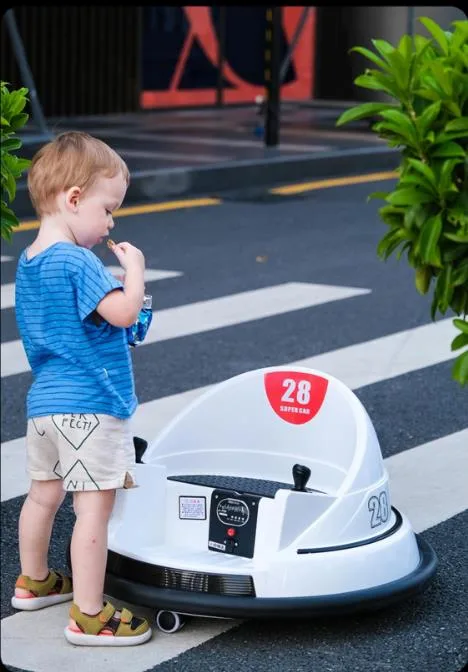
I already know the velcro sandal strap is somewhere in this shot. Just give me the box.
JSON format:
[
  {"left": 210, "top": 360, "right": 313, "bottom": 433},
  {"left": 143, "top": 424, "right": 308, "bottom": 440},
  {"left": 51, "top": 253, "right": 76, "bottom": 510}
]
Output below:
[
  {"left": 70, "top": 601, "right": 117, "bottom": 636},
  {"left": 16, "top": 571, "right": 61, "bottom": 597},
  {"left": 119, "top": 608, "right": 133, "bottom": 625}
]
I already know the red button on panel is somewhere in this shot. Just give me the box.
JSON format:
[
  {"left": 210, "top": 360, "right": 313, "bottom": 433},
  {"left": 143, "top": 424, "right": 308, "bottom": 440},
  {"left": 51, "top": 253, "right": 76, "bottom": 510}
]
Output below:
[{"left": 227, "top": 528, "right": 236, "bottom": 537}]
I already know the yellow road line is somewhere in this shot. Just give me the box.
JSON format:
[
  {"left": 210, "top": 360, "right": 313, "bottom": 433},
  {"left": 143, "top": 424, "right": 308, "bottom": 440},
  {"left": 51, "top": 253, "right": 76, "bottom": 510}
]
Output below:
[
  {"left": 269, "top": 171, "right": 398, "bottom": 195},
  {"left": 15, "top": 172, "right": 398, "bottom": 232},
  {"left": 14, "top": 197, "right": 221, "bottom": 233}
]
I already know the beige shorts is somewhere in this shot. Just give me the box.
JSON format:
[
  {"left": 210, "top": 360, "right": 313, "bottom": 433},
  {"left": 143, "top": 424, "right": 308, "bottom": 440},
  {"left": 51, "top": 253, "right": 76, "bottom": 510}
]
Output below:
[{"left": 26, "top": 414, "right": 137, "bottom": 492}]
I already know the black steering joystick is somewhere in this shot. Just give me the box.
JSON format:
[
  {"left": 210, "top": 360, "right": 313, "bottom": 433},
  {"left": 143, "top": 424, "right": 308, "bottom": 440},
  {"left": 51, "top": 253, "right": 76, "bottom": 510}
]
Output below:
[
  {"left": 292, "top": 464, "right": 311, "bottom": 492},
  {"left": 133, "top": 436, "right": 148, "bottom": 464}
]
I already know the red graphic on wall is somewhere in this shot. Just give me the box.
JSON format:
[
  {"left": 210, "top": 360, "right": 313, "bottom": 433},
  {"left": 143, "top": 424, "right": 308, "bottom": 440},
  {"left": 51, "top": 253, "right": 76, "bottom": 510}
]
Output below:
[
  {"left": 141, "top": 6, "right": 315, "bottom": 108},
  {"left": 264, "top": 371, "right": 328, "bottom": 425}
]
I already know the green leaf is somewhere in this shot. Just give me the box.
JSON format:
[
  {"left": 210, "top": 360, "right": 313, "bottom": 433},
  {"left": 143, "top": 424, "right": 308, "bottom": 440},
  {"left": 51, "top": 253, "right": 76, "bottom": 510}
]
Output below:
[
  {"left": 15, "top": 157, "right": 31, "bottom": 173},
  {"left": 396, "top": 240, "right": 412, "bottom": 260},
  {"left": 415, "top": 265, "right": 432, "bottom": 294},
  {"left": 1, "top": 138, "right": 22, "bottom": 153},
  {"left": 399, "top": 175, "right": 435, "bottom": 194},
  {"left": 397, "top": 34, "right": 413, "bottom": 63},
  {"left": 386, "top": 50, "right": 411, "bottom": 89},
  {"left": 444, "top": 101, "right": 462, "bottom": 117},
  {"left": 0, "top": 203, "right": 19, "bottom": 227},
  {"left": 349, "top": 46, "right": 391, "bottom": 72},
  {"left": 428, "top": 61, "right": 453, "bottom": 97},
  {"left": 380, "top": 109, "right": 418, "bottom": 139},
  {"left": 3, "top": 171, "right": 16, "bottom": 202},
  {"left": 454, "top": 319, "right": 468, "bottom": 335},
  {"left": 419, "top": 212, "right": 442, "bottom": 265},
  {"left": 444, "top": 232, "right": 468, "bottom": 243},
  {"left": 445, "top": 118, "right": 468, "bottom": 133},
  {"left": 9, "top": 113, "right": 29, "bottom": 132},
  {"left": 452, "top": 350, "right": 468, "bottom": 386},
  {"left": 374, "top": 122, "right": 419, "bottom": 148},
  {"left": 433, "top": 130, "right": 468, "bottom": 145},
  {"left": 414, "top": 88, "right": 443, "bottom": 103},
  {"left": 435, "top": 263, "right": 454, "bottom": 312},
  {"left": 444, "top": 241, "right": 468, "bottom": 262},
  {"left": 377, "top": 227, "right": 409, "bottom": 260},
  {"left": 367, "top": 191, "right": 390, "bottom": 202},
  {"left": 371, "top": 39, "right": 395, "bottom": 62},
  {"left": 336, "top": 102, "right": 396, "bottom": 127},
  {"left": 378, "top": 204, "right": 405, "bottom": 227},
  {"left": 451, "top": 333, "right": 468, "bottom": 351},
  {"left": 453, "top": 261, "right": 468, "bottom": 288},
  {"left": 403, "top": 204, "right": 431, "bottom": 231},
  {"left": 419, "top": 17, "right": 449, "bottom": 55},
  {"left": 353, "top": 73, "right": 389, "bottom": 93},
  {"left": 451, "top": 287, "right": 468, "bottom": 315},
  {"left": 355, "top": 71, "right": 402, "bottom": 99},
  {"left": 416, "top": 101, "right": 441, "bottom": 136},
  {"left": 387, "top": 188, "right": 435, "bottom": 206},
  {"left": 430, "top": 142, "right": 466, "bottom": 158},
  {"left": 440, "top": 158, "right": 464, "bottom": 195},
  {"left": 406, "top": 158, "right": 438, "bottom": 192}
]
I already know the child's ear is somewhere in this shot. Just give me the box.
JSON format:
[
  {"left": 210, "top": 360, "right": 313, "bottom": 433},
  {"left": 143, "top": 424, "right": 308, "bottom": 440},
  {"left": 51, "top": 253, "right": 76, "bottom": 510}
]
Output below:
[{"left": 65, "top": 186, "right": 81, "bottom": 211}]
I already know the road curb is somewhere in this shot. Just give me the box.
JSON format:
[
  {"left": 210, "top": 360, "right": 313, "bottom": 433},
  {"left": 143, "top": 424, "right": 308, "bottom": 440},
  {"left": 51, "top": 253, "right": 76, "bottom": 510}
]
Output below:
[{"left": 14, "top": 145, "right": 399, "bottom": 219}]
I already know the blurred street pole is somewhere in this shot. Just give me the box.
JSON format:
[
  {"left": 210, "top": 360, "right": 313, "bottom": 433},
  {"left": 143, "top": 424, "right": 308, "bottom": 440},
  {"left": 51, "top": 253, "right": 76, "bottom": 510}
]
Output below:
[
  {"left": 407, "top": 7, "right": 415, "bottom": 36},
  {"left": 265, "top": 6, "right": 282, "bottom": 147},
  {"left": 216, "top": 7, "right": 227, "bottom": 107},
  {"left": 4, "top": 9, "right": 51, "bottom": 139},
  {"left": 279, "top": 7, "right": 310, "bottom": 85}
]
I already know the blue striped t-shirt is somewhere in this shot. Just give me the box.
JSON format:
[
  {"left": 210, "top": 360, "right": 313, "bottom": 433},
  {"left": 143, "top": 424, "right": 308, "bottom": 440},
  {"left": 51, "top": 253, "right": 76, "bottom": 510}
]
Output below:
[{"left": 15, "top": 242, "right": 137, "bottom": 419}]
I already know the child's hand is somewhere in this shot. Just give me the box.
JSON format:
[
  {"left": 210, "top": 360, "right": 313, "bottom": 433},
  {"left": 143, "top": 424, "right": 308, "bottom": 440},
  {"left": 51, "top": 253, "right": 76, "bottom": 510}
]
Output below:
[{"left": 108, "top": 240, "right": 145, "bottom": 273}]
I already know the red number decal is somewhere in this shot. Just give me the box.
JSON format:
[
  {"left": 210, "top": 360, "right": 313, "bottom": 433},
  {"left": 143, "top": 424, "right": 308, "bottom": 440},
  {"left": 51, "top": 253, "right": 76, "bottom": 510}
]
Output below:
[{"left": 264, "top": 371, "right": 328, "bottom": 425}]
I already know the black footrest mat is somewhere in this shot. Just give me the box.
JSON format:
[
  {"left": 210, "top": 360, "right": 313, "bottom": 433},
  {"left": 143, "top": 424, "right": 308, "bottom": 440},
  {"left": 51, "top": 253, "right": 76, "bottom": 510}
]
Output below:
[{"left": 168, "top": 474, "right": 317, "bottom": 498}]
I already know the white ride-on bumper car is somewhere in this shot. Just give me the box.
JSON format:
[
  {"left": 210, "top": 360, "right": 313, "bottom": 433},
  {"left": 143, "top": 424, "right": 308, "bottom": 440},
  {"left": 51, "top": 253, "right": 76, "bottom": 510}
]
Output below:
[{"left": 98, "top": 367, "right": 437, "bottom": 633}]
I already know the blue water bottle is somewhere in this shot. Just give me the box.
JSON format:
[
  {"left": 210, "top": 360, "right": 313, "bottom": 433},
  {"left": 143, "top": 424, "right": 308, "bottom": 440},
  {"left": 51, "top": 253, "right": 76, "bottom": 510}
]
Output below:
[{"left": 126, "top": 294, "right": 153, "bottom": 347}]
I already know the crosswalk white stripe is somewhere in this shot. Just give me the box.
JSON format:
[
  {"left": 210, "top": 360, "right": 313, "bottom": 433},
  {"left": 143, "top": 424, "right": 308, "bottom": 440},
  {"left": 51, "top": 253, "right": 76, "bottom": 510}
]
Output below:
[
  {"left": 0, "top": 282, "right": 370, "bottom": 377},
  {"left": 0, "top": 317, "right": 456, "bottom": 502},
  {"left": 106, "top": 267, "right": 183, "bottom": 284},
  {"left": 0, "top": 267, "right": 183, "bottom": 310},
  {"left": 385, "top": 430, "right": 468, "bottom": 533},
  {"left": 1, "top": 428, "right": 466, "bottom": 672}
]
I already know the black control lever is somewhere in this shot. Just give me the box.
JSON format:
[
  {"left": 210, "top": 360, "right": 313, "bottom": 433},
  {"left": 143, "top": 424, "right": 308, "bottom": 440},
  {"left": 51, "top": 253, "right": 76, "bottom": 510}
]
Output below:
[
  {"left": 292, "top": 463, "right": 311, "bottom": 491},
  {"left": 133, "top": 436, "right": 148, "bottom": 464}
]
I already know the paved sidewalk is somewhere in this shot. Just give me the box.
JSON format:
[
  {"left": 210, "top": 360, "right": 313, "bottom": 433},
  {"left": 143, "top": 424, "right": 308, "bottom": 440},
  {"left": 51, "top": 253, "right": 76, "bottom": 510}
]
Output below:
[{"left": 16, "top": 103, "right": 398, "bottom": 217}]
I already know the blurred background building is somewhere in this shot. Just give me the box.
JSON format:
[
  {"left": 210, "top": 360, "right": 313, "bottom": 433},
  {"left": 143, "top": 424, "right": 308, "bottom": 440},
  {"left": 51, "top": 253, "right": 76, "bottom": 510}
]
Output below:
[{"left": 1, "top": 6, "right": 465, "bottom": 118}]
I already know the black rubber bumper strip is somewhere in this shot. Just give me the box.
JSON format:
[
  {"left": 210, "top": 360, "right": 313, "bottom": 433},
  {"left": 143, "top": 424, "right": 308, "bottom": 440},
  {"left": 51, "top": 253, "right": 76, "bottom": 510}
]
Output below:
[
  {"left": 104, "top": 535, "right": 437, "bottom": 619},
  {"left": 297, "top": 507, "right": 403, "bottom": 554}
]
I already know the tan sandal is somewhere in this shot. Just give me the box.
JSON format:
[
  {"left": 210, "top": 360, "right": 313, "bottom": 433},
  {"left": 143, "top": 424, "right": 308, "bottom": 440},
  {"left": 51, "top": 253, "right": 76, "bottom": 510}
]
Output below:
[
  {"left": 64, "top": 601, "right": 152, "bottom": 646},
  {"left": 11, "top": 570, "right": 73, "bottom": 610}
]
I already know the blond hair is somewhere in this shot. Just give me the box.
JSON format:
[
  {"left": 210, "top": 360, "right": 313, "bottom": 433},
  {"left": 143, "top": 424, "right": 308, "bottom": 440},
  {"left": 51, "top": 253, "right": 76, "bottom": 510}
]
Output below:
[{"left": 27, "top": 131, "right": 130, "bottom": 217}]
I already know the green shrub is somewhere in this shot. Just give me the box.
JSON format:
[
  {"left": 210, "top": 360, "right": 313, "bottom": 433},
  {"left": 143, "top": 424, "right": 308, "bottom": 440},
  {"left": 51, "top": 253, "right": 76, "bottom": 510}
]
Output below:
[
  {"left": 1, "top": 80, "right": 31, "bottom": 240},
  {"left": 337, "top": 17, "right": 468, "bottom": 386}
]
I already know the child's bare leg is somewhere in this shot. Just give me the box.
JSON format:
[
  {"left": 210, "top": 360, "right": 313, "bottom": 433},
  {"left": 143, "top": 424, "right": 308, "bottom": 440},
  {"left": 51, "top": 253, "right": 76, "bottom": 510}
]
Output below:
[
  {"left": 16, "top": 479, "right": 66, "bottom": 597},
  {"left": 69, "top": 489, "right": 116, "bottom": 625}
]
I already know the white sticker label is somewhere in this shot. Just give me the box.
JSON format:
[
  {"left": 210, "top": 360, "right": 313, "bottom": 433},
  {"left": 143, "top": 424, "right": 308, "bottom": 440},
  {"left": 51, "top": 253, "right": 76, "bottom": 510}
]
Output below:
[
  {"left": 179, "top": 496, "right": 206, "bottom": 520},
  {"left": 208, "top": 540, "right": 226, "bottom": 551}
]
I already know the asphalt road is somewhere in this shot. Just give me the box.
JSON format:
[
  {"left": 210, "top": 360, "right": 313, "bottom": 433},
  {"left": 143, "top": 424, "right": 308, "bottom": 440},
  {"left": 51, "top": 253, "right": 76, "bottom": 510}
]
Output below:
[{"left": 1, "top": 177, "right": 467, "bottom": 672}]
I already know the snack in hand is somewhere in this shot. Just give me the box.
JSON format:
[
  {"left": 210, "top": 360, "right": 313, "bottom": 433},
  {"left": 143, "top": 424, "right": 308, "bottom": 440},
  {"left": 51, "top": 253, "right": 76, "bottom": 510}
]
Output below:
[{"left": 107, "top": 238, "right": 115, "bottom": 249}]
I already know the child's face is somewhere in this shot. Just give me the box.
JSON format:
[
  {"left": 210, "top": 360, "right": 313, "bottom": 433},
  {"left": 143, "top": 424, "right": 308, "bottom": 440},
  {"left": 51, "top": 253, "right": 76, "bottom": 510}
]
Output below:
[{"left": 68, "top": 173, "right": 127, "bottom": 249}]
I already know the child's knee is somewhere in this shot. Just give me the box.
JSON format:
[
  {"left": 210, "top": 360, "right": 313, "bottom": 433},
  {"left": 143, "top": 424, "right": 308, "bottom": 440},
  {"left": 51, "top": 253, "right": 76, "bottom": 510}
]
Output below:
[
  {"left": 73, "top": 489, "right": 116, "bottom": 520},
  {"left": 28, "top": 479, "right": 65, "bottom": 511}
]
